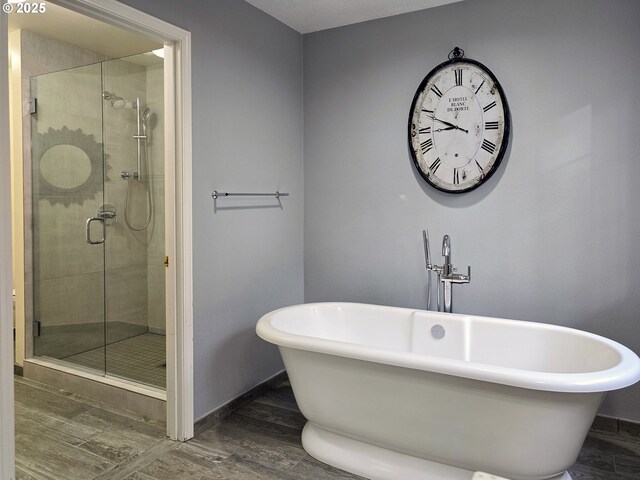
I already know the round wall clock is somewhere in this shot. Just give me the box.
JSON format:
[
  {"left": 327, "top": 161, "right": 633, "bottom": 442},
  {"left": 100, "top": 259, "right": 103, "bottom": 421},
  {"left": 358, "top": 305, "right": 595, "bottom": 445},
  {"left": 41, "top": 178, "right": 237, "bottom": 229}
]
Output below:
[{"left": 408, "top": 47, "right": 510, "bottom": 193}]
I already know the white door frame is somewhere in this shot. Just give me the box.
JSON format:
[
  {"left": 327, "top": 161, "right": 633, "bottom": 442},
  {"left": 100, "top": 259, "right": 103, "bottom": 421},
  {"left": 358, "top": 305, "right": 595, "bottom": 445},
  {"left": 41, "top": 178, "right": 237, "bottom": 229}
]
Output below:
[
  {"left": 1, "top": 3, "right": 17, "bottom": 477},
  {"left": 0, "top": 0, "right": 194, "bottom": 451}
]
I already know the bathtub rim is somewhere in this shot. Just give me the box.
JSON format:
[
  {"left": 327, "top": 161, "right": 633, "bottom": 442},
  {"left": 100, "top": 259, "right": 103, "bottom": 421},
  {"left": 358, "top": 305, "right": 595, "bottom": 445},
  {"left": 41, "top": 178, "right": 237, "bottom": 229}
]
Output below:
[{"left": 256, "top": 302, "right": 640, "bottom": 394}]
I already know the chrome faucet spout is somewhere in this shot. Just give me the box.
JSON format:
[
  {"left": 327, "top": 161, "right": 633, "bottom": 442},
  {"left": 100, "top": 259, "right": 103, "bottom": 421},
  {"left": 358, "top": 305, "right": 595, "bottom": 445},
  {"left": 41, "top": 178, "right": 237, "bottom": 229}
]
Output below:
[
  {"left": 442, "top": 235, "right": 450, "bottom": 256},
  {"left": 442, "top": 235, "right": 452, "bottom": 276}
]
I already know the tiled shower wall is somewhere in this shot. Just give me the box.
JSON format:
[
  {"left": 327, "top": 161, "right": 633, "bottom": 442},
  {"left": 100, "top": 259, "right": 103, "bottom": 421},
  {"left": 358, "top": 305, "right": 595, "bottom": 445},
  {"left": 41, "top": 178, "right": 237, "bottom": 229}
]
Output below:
[{"left": 102, "top": 57, "right": 149, "bottom": 334}]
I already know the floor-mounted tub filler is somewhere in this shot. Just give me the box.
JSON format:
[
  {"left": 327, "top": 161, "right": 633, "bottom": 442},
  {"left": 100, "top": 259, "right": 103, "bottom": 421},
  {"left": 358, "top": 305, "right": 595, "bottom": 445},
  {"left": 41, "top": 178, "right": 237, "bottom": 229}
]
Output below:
[{"left": 256, "top": 303, "right": 640, "bottom": 480}]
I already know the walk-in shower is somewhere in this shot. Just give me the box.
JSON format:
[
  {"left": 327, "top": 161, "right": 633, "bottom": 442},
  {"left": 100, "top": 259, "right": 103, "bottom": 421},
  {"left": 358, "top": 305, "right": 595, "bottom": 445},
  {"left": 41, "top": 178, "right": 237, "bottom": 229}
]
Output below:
[{"left": 29, "top": 52, "right": 165, "bottom": 389}]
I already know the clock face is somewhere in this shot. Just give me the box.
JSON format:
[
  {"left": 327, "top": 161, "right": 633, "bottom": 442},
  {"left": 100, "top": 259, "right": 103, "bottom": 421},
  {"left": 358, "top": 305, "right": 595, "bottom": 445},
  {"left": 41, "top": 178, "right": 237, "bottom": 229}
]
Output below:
[{"left": 408, "top": 58, "right": 510, "bottom": 193}]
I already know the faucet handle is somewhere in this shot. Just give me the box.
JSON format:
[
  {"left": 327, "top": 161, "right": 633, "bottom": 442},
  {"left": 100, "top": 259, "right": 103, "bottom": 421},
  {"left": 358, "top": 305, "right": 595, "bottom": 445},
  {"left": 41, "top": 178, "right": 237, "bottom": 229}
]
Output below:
[
  {"left": 442, "top": 265, "right": 471, "bottom": 283},
  {"left": 457, "top": 266, "right": 471, "bottom": 282}
]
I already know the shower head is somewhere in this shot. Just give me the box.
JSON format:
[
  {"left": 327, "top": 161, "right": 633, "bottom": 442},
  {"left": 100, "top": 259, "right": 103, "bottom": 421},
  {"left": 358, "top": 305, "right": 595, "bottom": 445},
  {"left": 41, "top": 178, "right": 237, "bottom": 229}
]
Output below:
[
  {"left": 112, "top": 97, "right": 127, "bottom": 109},
  {"left": 102, "top": 91, "right": 126, "bottom": 110}
]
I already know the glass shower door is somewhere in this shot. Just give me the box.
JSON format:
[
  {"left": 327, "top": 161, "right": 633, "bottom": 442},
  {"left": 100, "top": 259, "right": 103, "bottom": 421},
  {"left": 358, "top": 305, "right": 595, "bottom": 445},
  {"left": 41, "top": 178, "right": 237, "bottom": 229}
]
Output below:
[
  {"left": 30, "top": 53, "right": 166, "bottom": 390},
  {"left": 101, "top": 54, "right": 166, "bottom": 388},
  {"left": 31, "top": 63, "right": 107, "bottom": 374}
]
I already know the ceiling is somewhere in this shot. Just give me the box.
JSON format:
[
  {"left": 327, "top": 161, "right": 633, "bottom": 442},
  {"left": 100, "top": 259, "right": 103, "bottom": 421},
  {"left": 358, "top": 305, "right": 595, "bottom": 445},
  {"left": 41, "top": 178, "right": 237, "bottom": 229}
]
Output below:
[
  {"left": 7, "top": 0, "right": 462, "bottom": 56},
  {"left": 7, "top": 2, "right": 161, "bottom": 59},
  {"left": 243, "top": 0, "right": 463, "bottom": 34}
]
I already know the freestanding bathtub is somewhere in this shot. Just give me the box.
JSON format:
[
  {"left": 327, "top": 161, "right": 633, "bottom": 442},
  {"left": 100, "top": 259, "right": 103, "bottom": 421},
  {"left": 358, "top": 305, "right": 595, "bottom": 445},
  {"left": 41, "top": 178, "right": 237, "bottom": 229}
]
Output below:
[{"left": 256, "top": 303, "right": 640, "bottom": 480}]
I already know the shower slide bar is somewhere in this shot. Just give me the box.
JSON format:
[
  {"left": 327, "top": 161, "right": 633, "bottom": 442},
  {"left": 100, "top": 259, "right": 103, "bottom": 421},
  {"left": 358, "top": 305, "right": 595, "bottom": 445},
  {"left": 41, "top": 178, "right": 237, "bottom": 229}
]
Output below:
[{"left": 212, "top": 190, "right": 289, "bottom": 200}]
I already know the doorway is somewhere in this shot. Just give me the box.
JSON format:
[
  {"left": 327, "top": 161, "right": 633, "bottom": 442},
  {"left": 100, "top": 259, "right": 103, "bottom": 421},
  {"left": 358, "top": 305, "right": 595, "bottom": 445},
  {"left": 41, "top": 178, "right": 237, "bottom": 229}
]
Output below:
[{"left": 0, "top": 5, "right": 193, "bottom": 473}]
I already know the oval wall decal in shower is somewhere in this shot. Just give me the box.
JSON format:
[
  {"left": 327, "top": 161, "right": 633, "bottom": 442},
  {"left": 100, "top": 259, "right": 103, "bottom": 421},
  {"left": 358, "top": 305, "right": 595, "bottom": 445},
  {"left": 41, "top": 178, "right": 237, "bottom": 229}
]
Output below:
[{"left": 32, "top": 126, "right": 110, "bottom": 206}]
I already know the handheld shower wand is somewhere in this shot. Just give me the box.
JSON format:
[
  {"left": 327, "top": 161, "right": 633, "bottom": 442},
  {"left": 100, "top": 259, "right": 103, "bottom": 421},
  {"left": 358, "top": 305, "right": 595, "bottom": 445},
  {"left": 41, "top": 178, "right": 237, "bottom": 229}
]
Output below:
[
  {"left": 423, "top": 230, "right": 432, "bottom": 310},
  {"left": 423, "top": 230, "right": 442, "bottom": 311},
  {"left": 132, "top": 98, "right": 147, "bottom": 183}
]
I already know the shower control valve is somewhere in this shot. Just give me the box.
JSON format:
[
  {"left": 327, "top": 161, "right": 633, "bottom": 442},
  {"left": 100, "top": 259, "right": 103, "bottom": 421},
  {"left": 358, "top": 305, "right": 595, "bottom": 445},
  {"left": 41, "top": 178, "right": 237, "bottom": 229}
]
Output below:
[
  {"left": 121, "top": 171, "right": 140, "bottom": 180},
  {"left": 97, "top": 204, "right": 117, "bottom": 226}
]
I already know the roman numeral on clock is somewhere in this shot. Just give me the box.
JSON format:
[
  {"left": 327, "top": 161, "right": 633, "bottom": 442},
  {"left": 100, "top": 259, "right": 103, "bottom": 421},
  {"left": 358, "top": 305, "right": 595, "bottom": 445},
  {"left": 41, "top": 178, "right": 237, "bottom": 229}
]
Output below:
[
  {"left": 431, "top": 85, "right": 443, "bottom": 98},
  {"left": 485, "top": 121, "right": 499, "bottom": 130},
  {"left": 454, "top": 69, "right": 462, "bottom": 86},
  {"left": 453, "top": 168, "right": 460, "bottom": 185},
  {"left": 481, "top": 139, "right": 496, "bottom": 154},
  {"left": 421, "top": 108, "right": 434, "bottom": 116},
  {"left": 421, "top": 138, "right": 433, "bottom": 154},
  {"left": 483, "top": 101, "right": 497, "bottom": 112},
  {"left": 475, "top": 160, "right": 484, "bottom": 175},
  {"left": 418, "top": 126, "right": 431, "bottom": 134},
  {"left": 429, "top": 157, "right": 441, "bottom": 173},
  {"left": 474, "top": 80, "right": 485, "bottom": 95}
]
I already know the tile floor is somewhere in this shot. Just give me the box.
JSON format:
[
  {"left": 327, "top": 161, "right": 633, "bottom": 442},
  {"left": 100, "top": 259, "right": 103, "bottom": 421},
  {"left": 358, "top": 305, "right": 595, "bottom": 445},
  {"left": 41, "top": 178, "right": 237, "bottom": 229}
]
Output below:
[
  {"left": 13, "top": 375, "right": 640, "bottom": 479},
  {"left": 63, "top": 333, "right": 166, "bottom": 389},
  {"left": 33, "top": 322, "right": 148, "bottom": 360}
]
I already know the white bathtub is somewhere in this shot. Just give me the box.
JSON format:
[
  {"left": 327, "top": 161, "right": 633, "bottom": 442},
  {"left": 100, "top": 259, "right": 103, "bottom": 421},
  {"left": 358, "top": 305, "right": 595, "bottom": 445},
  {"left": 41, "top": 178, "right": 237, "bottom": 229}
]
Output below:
[{"left": 256, "top": 303, "right": 640, "bottom": 480}]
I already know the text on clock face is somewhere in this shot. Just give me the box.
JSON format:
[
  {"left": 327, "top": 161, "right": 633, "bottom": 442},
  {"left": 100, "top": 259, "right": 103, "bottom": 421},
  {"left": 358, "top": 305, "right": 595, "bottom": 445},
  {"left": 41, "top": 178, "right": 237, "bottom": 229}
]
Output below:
[{"left": 447, "top": 96, "right": 469, "bottom": 112}]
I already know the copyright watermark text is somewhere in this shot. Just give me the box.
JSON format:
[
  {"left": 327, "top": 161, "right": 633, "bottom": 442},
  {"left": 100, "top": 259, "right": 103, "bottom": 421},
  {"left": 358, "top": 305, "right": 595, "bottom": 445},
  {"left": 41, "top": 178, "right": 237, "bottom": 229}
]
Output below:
[{"left": 3, "top": 2, "right": 47, "bottom": 14}]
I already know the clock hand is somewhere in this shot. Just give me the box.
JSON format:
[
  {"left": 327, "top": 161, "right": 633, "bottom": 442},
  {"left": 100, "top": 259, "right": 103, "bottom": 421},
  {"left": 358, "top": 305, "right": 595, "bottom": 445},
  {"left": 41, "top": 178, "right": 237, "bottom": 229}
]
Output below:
[
  {"left": 435, "top": 118, "right": 468, "bottom": 133},
  {"left": 427, "top": 114, "right": 469, "bottom": 133}
]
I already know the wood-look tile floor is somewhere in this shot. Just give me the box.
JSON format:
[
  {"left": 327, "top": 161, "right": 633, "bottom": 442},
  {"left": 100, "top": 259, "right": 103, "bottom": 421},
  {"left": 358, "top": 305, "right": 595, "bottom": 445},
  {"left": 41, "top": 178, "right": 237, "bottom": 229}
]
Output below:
[{"left": 14, "top": 375, "right": 640, "bottom": 479}]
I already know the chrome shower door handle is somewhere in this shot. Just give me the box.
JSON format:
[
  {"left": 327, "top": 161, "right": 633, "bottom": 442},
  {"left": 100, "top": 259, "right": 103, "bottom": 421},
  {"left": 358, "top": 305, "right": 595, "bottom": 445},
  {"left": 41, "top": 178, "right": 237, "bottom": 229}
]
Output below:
[{"left": 86, "top": 217, "right": 105, "bottom": 245}]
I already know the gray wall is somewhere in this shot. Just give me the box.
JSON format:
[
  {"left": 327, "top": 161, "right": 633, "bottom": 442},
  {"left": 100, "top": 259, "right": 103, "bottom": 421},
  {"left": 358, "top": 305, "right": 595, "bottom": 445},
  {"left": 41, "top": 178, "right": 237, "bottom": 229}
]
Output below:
[
  {"left": 118, "top": 0, "right": 304, "bottom": 419},
  {"left": 117, "top": 0, "right": 640, "bottom": 423},
  {"left": 304, "top": 0, "right": 640, "bottom": 421}
]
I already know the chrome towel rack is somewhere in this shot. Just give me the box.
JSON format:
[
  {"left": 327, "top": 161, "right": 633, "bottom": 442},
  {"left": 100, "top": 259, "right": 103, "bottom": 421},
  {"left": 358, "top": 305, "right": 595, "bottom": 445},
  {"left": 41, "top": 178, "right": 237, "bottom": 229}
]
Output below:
[{"left": 212, "top": 190, "right": 289, "bottom": 200}]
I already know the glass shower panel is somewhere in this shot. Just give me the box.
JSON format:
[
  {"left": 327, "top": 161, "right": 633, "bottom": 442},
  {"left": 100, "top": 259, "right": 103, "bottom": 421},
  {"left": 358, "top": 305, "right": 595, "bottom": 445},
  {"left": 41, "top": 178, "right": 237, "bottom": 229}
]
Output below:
[
  {"left": 102, "top": 53, "right": 165, "bottom": 389},
  {"left": 30, "top": 52, "right": 165, "bottom": 390},
  {"left": 31, "top": 63, "right": 106, "bottom": 373}
]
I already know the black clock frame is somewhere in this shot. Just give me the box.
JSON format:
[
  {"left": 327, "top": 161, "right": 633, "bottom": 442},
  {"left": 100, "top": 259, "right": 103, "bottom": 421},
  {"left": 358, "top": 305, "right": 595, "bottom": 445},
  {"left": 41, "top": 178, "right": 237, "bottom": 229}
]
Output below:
[{"left": 408, "top": 54, "right": 511, "bottom": 194}]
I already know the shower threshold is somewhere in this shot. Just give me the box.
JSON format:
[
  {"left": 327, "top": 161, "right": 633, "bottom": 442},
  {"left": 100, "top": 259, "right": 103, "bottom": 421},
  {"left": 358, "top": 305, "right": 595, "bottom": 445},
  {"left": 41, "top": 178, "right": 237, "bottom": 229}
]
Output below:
[
  {"left": 24, "top": 356, "right": 166, "bottom": 401},
  {"left": 22, "top": 356, "right": 166, "bottom": 421}
]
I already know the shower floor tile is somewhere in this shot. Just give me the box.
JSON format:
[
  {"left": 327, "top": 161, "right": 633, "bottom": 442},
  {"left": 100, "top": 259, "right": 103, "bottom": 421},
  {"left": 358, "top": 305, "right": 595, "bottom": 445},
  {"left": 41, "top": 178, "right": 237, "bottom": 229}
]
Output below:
[
  {"left": 34, "top": 321, "right": 147, "bottom": 359},
  {"left": 62, "top": 333, "right": 166, "bottom": 389}
]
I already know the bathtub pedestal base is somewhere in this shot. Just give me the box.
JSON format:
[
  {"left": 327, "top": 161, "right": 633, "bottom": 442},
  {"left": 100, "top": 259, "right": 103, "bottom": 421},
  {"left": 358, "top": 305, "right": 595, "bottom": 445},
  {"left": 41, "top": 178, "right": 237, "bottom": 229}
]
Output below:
[{"left": 301, "top": 423, "right": 571, "bottom": 480}]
